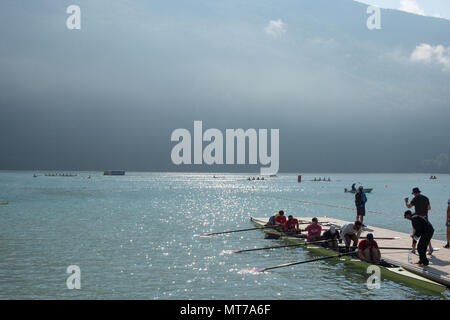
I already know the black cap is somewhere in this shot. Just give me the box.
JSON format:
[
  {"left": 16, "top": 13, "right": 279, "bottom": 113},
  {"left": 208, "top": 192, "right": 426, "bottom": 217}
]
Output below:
[
  {"left": 366, "top": 233, "right": 374, "bottom": 242},
  {"left": 412, "top": 187, "right": 421, "bottom": 194},
  {"left": 404, "top": 210, "right": 412, "bottom": 218}
]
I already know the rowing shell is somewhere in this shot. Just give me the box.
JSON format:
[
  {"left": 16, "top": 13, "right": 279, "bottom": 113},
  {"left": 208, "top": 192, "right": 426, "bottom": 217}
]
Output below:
[
  {"left": 250, "top": 217, "right": 446, "bottom": 294},
  {"left": 344, "top": 188, "right": 373, "bottom": 193}
]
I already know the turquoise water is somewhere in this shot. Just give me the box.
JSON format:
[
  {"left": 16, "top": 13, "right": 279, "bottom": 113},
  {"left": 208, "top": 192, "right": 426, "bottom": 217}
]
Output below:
[{"left": 0, "top": 171, "right": 449, "bottom": 300}]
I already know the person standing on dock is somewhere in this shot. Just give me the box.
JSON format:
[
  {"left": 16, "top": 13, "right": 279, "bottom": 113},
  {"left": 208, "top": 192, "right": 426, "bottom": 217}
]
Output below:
[
  {"left": 357, "top": 233, "right": 380, "bottom": 263},
  {"left": 355, "top": 186, "right": 367, "bottom": 226},
  {"left": 404, "top": 210, "right": 434, "bottom": 266},
  {"left": 340, "top": 221, "right": 363, "bottom": 252},
  {"left": 445, "top": 198, "right": 450, "bottom": 248},
  {"left": 405, "top": 187, "right": 433, "bottom": 254}
]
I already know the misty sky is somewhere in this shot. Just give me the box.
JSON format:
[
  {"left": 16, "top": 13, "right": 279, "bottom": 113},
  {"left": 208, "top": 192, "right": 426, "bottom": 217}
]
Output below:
[{"left": 0, "top": 0, "right": 449, "bottom": 173}]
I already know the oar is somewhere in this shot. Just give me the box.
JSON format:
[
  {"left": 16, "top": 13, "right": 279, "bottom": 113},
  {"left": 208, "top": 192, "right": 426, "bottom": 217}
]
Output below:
[
  {"left": 197, "top": 226, "right": 309, "bottom": 237},
  {"left": 196, "top": 227, "right": 266, "bottom": 237},
  {"left": 299, "top": 220, "right": 331, "bottom": 225},
  {"left": 250, "top": 250, "right": 357, "bottom": 272},
  {"left": 378, "top": 247, "right": 440, "bottom": 251},
  {"left": 233, "top": 239, "right": 330, "bottom": 253},
  {"left": 361, "top": 236, "right": 400, "bottom": 240}
]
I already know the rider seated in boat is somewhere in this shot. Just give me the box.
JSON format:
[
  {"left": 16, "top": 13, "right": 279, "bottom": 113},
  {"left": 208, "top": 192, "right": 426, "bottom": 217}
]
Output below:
[
  {"left": 322, "top": 225, "right": 341, "bottom": 249},
  {"left": 284, "top": 215, "right": 300, "bottom": 235},
  {"left": 341, "top": 221, "right": 362, "bottom": 252},
  {"left": 305, "top": 217, "right": 322, "bottom": 242},
  {"left": 357, "top": 233, "right": 380, "bottom": 263},
  {"left": 265, "top": 212, "right": 278, "bottom": 226},
  {"left": 274, "top": 210, "right": 287, "bottom": 231}
]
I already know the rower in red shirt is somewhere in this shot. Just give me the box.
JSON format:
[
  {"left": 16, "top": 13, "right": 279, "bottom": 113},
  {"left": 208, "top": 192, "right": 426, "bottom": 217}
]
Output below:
[
  {"left": 357, "top": 233, "right": 381, "bottom": 263},
  {"left": 274, "top": 210, "right": 287, "bottom": 231},
  {"left": 284, "top": 215, "right": 300, "bottom": 235}
]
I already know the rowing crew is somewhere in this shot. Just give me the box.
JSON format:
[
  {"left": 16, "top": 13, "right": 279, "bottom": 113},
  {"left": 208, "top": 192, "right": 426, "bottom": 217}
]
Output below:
[
  {"left": 266, "top": 211, "right": 324, "bottom": 240},
  {"left": 266, "top": 212, "right": 381, "bottom": 263}
]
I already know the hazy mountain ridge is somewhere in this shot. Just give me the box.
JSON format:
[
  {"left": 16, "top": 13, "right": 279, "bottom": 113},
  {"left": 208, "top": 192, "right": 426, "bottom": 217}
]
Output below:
[{"left": 0, "top": 0, "right": 449, "bottom": 172}]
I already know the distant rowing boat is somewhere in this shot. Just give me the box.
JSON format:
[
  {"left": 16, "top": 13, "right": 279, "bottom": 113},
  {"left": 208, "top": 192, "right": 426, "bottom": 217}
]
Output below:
[
  {"left": 104, "top": 170, "right": 125, "bottom": 176},
  {"left": 250, "top": 217, "right": 446, "bottom": 293},
  {"left": 0, "top": 202, "right": 8, "bottom": 205},
  {"left": 345, "top": 188, "right": 373, "bottom": 193}
]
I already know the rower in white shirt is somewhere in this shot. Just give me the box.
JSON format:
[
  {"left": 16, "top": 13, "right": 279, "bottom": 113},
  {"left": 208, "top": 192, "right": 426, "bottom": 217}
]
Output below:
[{"left": 340, "top": 221, "right": 363, "bottom": 252}]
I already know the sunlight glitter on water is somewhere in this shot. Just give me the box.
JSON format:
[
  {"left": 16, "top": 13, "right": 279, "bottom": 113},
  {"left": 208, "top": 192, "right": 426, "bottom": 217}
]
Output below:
[{"left": 0, "top": 172, "right": 449, "bottom": 299}]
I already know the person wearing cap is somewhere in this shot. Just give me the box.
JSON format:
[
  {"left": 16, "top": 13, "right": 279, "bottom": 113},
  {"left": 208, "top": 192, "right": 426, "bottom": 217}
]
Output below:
[
  {"left": 355, "top": 186, "right": 368, "bottom": 225},
  {"left": 265, "top": 212, "right": 278, "bottom": 226},
  {"left": 305, "top": 217, "right": 322, "bottom": 242},
  {"left": 405, "top": 188, "right": 431, "bottom": 219},
  {"left": 322, "top": 225, "right": 341, "bottom": 249},
  {"left": 284, "top": 215, "right": 300, "bottom": 235},
  {"left": 357, "top": 234, "right": 381, "bottom": 263},
  {"left": 340, "top": 221, "right": 363, "bottom": 252},
  {"left": 405, "top": 187, "right": 433, "bottom": 254},
  {"left": 404, "top": 210, "right": 434, "bottom": 267}
]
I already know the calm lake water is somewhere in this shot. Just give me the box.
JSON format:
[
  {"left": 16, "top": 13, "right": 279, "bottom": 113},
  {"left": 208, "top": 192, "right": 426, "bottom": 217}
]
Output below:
[{"left": 0, "top": 171, "right": 449, "bottom": 299}]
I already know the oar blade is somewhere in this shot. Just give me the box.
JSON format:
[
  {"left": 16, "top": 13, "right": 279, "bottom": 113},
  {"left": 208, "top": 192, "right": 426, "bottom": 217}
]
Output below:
[{"left": 249, "top": 268, "right": 267, "bottom": 273}]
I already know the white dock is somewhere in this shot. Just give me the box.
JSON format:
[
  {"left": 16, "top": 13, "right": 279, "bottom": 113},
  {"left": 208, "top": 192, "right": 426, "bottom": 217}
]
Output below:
[{"left": 262, "top": 216, "right": 450, "bottom": 287}]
